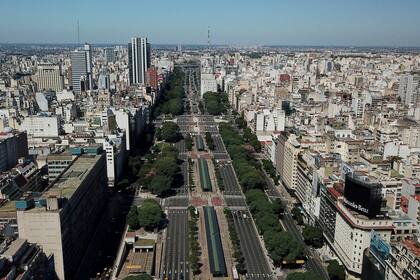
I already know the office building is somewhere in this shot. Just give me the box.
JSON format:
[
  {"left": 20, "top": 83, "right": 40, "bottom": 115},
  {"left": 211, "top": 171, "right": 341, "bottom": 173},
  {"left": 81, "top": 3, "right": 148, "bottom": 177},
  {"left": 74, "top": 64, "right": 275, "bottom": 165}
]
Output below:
[
  {"left": 0, "top": 131, "right": 28, "bottom": 173},
  {"left": 46, "top": 153, "right": 74, "bottom": 183},
  {"left": 70, "top": 43, "right": 92, "bottom": 94},
  {"left": 17, "top": 154, "right": 107, "bottom": 280},
  {"left": 128, "top": 37, "right": 151, "bottom": 85},
  {"left": 32, "top": 63, "right": 64, "bottom": 92},
  {"left": 105, "top": 47, "right": 116, "bottom": 63}
]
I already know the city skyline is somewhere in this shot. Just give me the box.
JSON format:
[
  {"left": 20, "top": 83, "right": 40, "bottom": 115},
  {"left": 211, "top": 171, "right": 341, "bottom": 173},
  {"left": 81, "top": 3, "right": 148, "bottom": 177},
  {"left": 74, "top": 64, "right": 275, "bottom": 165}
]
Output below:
[{"left": 1, "top": 0, "right": 420, "bottom": 47}]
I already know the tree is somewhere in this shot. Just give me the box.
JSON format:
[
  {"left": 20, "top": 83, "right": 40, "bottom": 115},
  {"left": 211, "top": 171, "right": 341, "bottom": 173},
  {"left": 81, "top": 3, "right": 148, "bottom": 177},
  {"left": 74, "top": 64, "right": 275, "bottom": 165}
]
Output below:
[
  {"left": 127, "top": 205, "right": 140, "bottom": 230},
  {"left": 168, "top": 98, "right": 183, "bottom": 115},
  {"left": 327, "top": 260, "right": 345, "bottom": 280},
  {"left": 286, "top": 272, "right": 323, "bottom": 280},
  {"left": 159, "top": 121, "right": 181, "bottom": 143},
  {"left": 137, "top": 199, "right": 165, "bottom": 230},
  {"left": 123, "top": 274, "right": 153, "bottom": 280},
  {"left": 272, "top": 198, "right": 285, "bottom": 216},
  {"left": 148, "top": 175, "right": 172, "bottom": 196},
  {"left": 185, "top": 134, "right": 193, "bottom": 151},
  {"left": 154, "top": 156, "right": 179, "bottom": 178},
  {"left": 291, "top": 206, "right": 304, "bottom": 225},
  {"left": 235, "top": 115, "right": 247, "bottom": 129},
  {"left": 264, "top": 231, "right": 303, "bottom": 264},
  {"left": 303, "top": 225, "right": 323, "bottom": 248},
  {"left": 203, "top": 92, "right": 228, "bottom": 115},
  {"left": 205, "top": 132, "right": 215, "bottom": 150}
]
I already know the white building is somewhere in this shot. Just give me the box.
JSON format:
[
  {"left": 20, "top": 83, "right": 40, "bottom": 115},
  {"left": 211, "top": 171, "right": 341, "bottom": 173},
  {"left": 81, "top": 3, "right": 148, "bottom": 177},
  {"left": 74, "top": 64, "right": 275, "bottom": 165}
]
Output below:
[
  {"left": 200, "top": 73, "right": 217, "bottom": 97},
  {"left": 103, "top": 131, "right": 127, "bottom": 187},
  {"left": 32, "top": 63, "right": 64, "bottom": 92},
  {"left": 20, "top": 115, "right": 60, "bottom": 138}
]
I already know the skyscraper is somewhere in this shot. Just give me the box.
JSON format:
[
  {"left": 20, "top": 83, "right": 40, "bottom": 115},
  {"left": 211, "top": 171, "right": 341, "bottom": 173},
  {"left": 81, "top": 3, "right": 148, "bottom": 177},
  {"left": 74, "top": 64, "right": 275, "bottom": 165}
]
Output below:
[
  {"left": 70, "top": 43, "right": 93, "bottom": 94},
  {"left": 128, "top": 37, "right": 151, "bottom": 85},
  {"left": 105, "top": 47, "right": 116, "bottom": 63},
  {"left": 398, "top": 73, "right": 420, "bottom": 106},
  {"left": 84, "top": 43, "right": 93, "bottom": 90}
]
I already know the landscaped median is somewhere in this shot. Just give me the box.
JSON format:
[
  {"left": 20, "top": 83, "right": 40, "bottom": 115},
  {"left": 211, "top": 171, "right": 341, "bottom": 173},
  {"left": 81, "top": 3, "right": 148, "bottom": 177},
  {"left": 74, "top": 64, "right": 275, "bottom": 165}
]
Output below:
[{"left": 188, "top": 206, "right": 201, "bottom": 275}]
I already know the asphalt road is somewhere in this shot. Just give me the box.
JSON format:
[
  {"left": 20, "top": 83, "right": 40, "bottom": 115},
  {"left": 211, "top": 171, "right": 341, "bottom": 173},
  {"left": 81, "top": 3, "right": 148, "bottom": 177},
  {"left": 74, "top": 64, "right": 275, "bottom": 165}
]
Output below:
[
  {"left": 212, "top": 135, "right": 226, "bottom": 153},
  {"left": 232, "top": 210, "right": 273, "bottom": 280},
  {"left": 219, "top": 163, "right": 242, "bottom": 195},
  {"left": 175, "top": 139, "right": 187, "bottom": 154},
  {"left": 161, "top": 209, "right": 190, "bottom": 280}
]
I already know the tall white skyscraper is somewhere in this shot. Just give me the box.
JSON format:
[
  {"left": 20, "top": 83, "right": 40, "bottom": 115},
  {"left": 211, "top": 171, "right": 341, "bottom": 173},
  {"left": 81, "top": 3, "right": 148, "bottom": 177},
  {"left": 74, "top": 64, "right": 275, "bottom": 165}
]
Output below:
[
  {"left": 70, "top": 43, "right": 93, "bottom": 94},
  {"left": 398, "top": 73, "right": 420, "bottom": 106},
  {"left": 128, "top": 37, "right": 151, "bottom": 85}
]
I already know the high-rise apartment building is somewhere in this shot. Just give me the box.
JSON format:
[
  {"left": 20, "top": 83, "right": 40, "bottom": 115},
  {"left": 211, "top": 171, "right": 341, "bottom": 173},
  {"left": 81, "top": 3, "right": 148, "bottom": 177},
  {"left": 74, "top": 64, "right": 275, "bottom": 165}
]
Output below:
[
  {"left": 128, "top": 37, "right": 151, "bottom": 85},
  {"left": 17, "top": 154, "right": 107, "bottom": 280},
  {"left": 70, "top": 43, "right": 92, "bottom": 94},
  {"left": 32, "top": 63, "right": 64, "bottom": 92},
  {"left": 398, "top": 73, "right": 420, "bottom": 106}
]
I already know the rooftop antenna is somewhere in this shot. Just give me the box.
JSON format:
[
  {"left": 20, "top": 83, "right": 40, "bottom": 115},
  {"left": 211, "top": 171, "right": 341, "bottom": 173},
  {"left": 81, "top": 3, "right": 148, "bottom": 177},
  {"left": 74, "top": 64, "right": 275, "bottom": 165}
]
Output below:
[
  {"left": 207, "top": 26, "right": 210, "bottom": 50},
  {"left": 77, "top": 19, "right": 80, "bottom": 46}
]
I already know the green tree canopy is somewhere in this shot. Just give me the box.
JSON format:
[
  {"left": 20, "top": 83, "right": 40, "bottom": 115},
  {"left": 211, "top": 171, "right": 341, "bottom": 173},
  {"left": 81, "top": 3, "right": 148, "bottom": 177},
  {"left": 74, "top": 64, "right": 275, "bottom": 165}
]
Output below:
[
  {"left": 148, "top": 175, "right": 172, "bottom": 196},
  {"left": 327, "top": 260, "right": 345, "bottom": 280},
  {"left": 303, "top": 225, "right": 323, "bottom": 248},
  {"left": 159, "top": 121, "right": 181, "bottom": 143},
  {"left": 137, "top": 199, "right": 165, "bottom": 230},
  {"left": 127, "top": 205, "right": 140, "bottom": 230},
  {"left": 286, "top": 272, "right": 323, "bottom": 280}
]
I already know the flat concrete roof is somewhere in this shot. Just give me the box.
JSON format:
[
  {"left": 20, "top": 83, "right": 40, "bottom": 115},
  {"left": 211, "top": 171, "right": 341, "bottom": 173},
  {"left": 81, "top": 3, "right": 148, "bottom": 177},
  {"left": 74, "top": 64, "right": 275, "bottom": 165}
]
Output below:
[{"left": 45, "top": 154, "right": 102, "bottom": 200}]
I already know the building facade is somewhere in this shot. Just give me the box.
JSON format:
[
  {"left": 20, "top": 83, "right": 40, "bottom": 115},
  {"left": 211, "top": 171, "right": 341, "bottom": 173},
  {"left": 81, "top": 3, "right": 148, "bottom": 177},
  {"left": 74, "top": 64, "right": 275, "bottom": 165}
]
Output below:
[
  {"left": 128, "top": 37, "right": 150, "bottom": 85},
  {"left": 17, "top": 154, "right": 107, "bottom": 279},
  {"left": 32, "top": 63, "right": 64, "bottom": 92}
]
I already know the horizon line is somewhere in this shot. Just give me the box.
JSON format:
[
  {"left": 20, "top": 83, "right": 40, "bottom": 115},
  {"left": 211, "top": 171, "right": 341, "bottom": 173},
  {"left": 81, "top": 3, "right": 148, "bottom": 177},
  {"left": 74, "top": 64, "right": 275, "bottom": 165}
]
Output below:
[{"left": 1, "top": 42, "right": 420, "bottom": 49}]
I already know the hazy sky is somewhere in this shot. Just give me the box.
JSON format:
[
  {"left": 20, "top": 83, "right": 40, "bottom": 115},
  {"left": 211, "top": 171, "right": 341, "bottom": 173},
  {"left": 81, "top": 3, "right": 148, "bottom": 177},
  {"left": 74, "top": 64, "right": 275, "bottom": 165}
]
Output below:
[{"left": 1, "top": 0, "right": 420, "bottom": 46}]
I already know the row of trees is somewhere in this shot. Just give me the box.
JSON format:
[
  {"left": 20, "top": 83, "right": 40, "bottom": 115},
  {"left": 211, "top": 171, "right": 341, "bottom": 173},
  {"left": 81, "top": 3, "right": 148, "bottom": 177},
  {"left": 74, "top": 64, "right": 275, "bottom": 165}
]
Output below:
[
  {"left": 153, "top": 68, "right": 185, "bottom": 117},
  {"left": 286, "top": 271, "right": 323, "bottom": 280},
  {"left": 219, "top": 123, "right": 266, "bottom": 191},
  {"left": 243, "top": 127, "right": 262, "bottom": 153},
  {"left": 185, "top": 134, "right": 193, "bottom": 151},
  {"left": 156, "top": 122, "right": 182, "bottom": 143},
  {"left": 224, "top": 209, "right": 246, "bottom": 274},
  {"left": 137, "top": 143, "right": 181, "bottom": 196},
  {"left": 188, "top": 159, "right": 195, "bottom": 191},
  {"left": 262, "top": 159, "right": 279, "bottom": 185},
  {"left": 205, "top": 132, "right": 215, "bottom": 150},
  {"left": 127, "top": 199, "right": 165, "bottom": 231},
  {"left": 291, "top": 206, "right": 324, "bottom": 248},
  {"left": 202, "top": 91, "right": 228, "bottom": 115},
  {"left": 213, "top": 160, "right": 224, "bottom": 191},
  {"left": 188, "top": 206, "right": 202, "bottom": 275},
  {"left": 246, "top": 190, "right": 303, "bottom": 265}
]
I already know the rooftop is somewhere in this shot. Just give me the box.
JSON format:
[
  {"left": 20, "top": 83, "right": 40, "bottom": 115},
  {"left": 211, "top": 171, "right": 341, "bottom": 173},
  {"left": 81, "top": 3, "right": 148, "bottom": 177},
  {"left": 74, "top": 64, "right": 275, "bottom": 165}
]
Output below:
[
  {"left": 401, "top": 239, "right": 420, "bottom": 257},
  {"left": 44, "top": 154, "right": 102, "bottom": 200}
]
